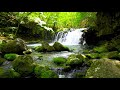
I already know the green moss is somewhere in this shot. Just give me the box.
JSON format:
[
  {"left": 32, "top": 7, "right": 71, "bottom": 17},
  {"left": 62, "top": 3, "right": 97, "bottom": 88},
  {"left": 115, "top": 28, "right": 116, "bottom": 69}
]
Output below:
[
  {"left": 86, "top": 53, "right": 100, "bottom": 59},
  {"left": 66, "top": 54, "right": 86, "bottom": 68},
  {"left": 47, "top": 46, "right": 55, "bottom": 52},
  {"left": 12, "top": 55, "right": 35, "bottom": 77},
  {"left": 40, "top": 70, "right": 58, "bottom": 78},
  {"left": 0, "top": 68, "right": 20, "bottom": 78},
  {"left": 52, "top": 57, "right": 67, "bottom": 66},
  {"left": 99, "top": 51, "right": 120, "bottom": 60},
  {"left": 53, "top": 42, "right": 69, "bottom": 51},
  {"left": 63, "top": 66, "right": 71, "bottom": 72},
  {"left": 4, "top": 53, "right": 18, "bottom": 61},
  {"left": 85, "top": 59, "right": 120, "bottom": 78},
  {"left": 35, "top": 46, "right": 44, "bottom": 52},
  {"left": 107, "top": 51, "right": 119, "bottom": 59},
  {"left": 0, "top": 57, "right": 6, "bottom": 65},
  {"left": 82, "top": 49, "right": 90, "bottom": 54},
  {"left": 1, "top": 39, "right": 27, "bottom": 54},
  {"left": 66, "top": 58, "right": 83, "bottom": 68},
  {"left": 93, "top": 45, "right": 108, "bottom": 53},
  {"left": 34, "top": 65, "right": 58, "bottom": 78}
]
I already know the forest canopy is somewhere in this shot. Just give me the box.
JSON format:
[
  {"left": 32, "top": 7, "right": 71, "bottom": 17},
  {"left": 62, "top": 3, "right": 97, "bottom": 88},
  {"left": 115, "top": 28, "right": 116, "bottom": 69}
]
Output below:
[{"left": 0, "top": 12, "right": 96, "bottom": 41}]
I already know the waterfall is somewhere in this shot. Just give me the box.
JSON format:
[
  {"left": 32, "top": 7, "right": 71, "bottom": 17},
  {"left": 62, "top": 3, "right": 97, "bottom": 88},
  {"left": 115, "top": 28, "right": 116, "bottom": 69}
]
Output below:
[{"left": 54, "top": 28, "right": 87, "bottom": 45}]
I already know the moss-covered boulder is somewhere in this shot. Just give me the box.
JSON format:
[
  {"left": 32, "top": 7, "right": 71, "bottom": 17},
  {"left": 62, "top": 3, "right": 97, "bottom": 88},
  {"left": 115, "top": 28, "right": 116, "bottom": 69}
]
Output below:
[
  {"left": 85, "top": 59, "right": 120, "bottom": 78},
  {"left": 41, "top": 41, "right": 55, "bottom": 52},
  {"left": 0, "top": 67, "right": 20, "bottom": 78},
  {"left": 4, "top": 53, "right": 18, "bottom": 61},
  {"left": 0, "top": 57, "right": 6, "bottom": 65},
  {"left": 35, "top": 46, "right": 44, "bottom": 52},
  {"left": 52, "top": 57, "right": 67, "bottom": 66},
  {"left": 1, "top": 38, "right": 27, "bottom": 54},
  {"left": 53, "top": 42, "right": 69, "bottom": 51},
  {"left": 66, "top": 54, "right": 86, "bottom": 68},
  {"left": 12, "top": 55, "right": 35, "bottom": 77},
  {"left": 34, "top": 65, "right": 58, "bottom": 78},
  {"left": 35, "top": 41, "right": 55, "bottom": 52}
]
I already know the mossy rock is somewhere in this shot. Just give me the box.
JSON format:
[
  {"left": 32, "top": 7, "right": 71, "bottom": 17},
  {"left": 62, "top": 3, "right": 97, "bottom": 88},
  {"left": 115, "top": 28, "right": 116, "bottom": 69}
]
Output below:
[
  {"left": 107, "top": 51, "right": 120, "bottom": 59},
  {"left": 66, "top": 58, "right": 83, "bottom": 68},
  {"left": 35, "top": 46, "right": 44, "bottom": 52},
  {"left": 66, "top": 54, "right": 86, "bottom": 68},
  {"left": 53, "top": 42, "right": 69, "bottom": 51},
  {"left": 35, "top": 41, "right": 55, "bottom": 52},
  {"left": 41, "top": 41, "right": 55, "bottom": 52},
  {"left": 82, "top": 49, "right": 90, "bottom": 54},
  {"left": 99, "top": 51, "right": 120, "bottom": 60},
  {"left": 34, "top": 65, "right": 58, "bottom": 78},
  {"left": 52, "top": 57, "right": 67, "bottom": 66},
  {"left": 47, "top": 46, "right": 55, "bottom": 52},
  {"left": 93, "top": 45, "right": 108, "bottom": 53},
  {"left": 4, "top": 53, "right": 18, "bottom": 61},
  {"left": 0, "top": 57, "right": 6, "bottom": 65},
  {"left": 85, "top": 53, "right": 100, "bottom": 59},
  {"left": 85, "top": 59, "right": 120, "bottom": 78},
  {"left": 0, "top": 67, "right": 20, "bottom": 78},
  {"left": 1, "top": 38, "right": 27, "bottom": 54},
  {"left": 12, "top": 55, "right": 35, "bottom": 77}
]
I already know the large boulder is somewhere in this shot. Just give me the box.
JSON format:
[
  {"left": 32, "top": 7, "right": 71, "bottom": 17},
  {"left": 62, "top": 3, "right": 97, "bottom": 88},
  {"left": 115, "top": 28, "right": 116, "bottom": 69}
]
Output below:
[
  {"left": 53, "top": 42, "right": 69, "bottom": 51},
  {"left": 35, "top": 41, "right": 55, "bottom": 52},
  {"left": 0, "top": 38, "right": 28, "bottom": 54},
  {"left": 41, "top": 41, "right": 55, "bottom": 52},
  {"left": 85, "top": 59, "right": 120, "bottom": 78},
  {"left": 12, "top": 55, "right": 35, "bottom": 77}
]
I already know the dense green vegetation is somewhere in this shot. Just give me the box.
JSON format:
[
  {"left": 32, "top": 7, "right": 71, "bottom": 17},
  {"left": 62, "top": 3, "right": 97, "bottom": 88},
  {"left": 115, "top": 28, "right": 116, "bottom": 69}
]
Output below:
[
  {"left": 1, "top": 11, "right": 120, "bottom": 78},
  {"left": 0, "top": 12, "right": 96, "bottom": 41}
]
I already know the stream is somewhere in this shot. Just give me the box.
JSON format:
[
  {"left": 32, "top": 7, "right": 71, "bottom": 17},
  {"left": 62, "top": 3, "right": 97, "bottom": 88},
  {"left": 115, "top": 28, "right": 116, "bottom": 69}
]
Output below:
[
  {"left": 1, "top": 28, "right": 87, "bottom": 78},
  {"left": 27, "top": 28, "right": 88, "bottom": 78}
]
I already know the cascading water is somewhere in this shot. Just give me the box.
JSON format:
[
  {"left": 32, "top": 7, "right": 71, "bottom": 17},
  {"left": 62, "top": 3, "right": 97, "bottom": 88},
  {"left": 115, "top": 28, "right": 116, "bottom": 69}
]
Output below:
[
  {"left": 54, "top": 28, "right": 87, "bottom": 45},
  {"left": 26, "top": 28, "right": 88, "bottom": 78}
]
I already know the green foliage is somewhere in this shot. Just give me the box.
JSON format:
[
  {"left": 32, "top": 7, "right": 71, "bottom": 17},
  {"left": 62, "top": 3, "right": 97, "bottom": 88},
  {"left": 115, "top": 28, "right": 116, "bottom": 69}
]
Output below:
[
  {"left": 52, "top": 57, "right": 67, "bottom": 66},
  {"left": 4, "top": 53, "right": 18, "bottom": 61}
]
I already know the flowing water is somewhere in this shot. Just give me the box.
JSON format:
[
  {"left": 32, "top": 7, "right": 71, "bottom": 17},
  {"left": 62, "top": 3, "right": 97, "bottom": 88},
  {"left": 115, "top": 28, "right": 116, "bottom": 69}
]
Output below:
[{"left": 27, "top": 28, "right": 87, "bottom": 78}]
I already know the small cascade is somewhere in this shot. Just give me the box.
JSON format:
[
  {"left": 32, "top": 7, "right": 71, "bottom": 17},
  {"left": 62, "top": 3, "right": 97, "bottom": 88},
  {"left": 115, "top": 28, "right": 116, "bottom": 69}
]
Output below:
[{"left": 54, "top": 28, "right": 87, "bottom": 45}]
